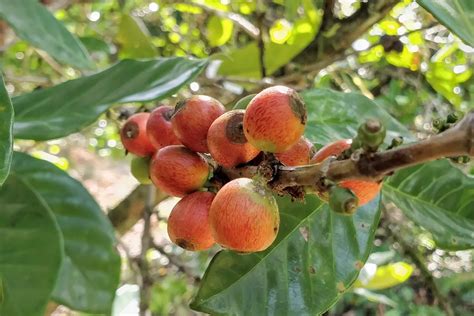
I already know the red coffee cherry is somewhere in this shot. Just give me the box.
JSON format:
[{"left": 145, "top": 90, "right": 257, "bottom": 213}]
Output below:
[
  {"left": 150, "top": 145, "right": 210, "bottom": 197},
  {"left": 243, "top": 86, "right": 307, "bottom": 153},
  {"left": 146, "top": 105, "right": 181, "bottom": 149},
  {"left": 209, "top": 178, "right": 279, "bottom": 253},
  {"left": 167, "top": 191, "right": 215, "bottom": 251},
  {"left": 275, "top": 136, "right": 315, "bottom": 166},
  {"left": 207, "top": 110, "right": 261, "bottom": 168},
  {"left": 311, "top": 139, "right": 381, "bottom": 206},
  {"left": 120, "top": 113, "right": 155, "bottom": 157},
  {"left": 171, "top": 95, "right": 225, "bottom": 153}
]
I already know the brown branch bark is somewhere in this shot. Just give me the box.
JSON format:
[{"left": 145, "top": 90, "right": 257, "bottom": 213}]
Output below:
[
  {"left": 223, "top": 111, "right": 474, "bottom": 194},
  {"left": 290, "top": 0, "right": 399, "bottom": 80},
  {"left": 138, "top": 186, "right": 155, "bottom": 315},
  {"left": 108, "top": 185, "right": 167, "bottom": 235}
]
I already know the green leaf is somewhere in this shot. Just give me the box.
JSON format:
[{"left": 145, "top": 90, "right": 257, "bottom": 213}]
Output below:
[
  {"left": 116, "top": 14, "right": 157, "bottom": 59},
  {"left": 301, "top": 89, "right": 413, "bottom": 147},
  {"left": 0, "top": 0, "right": 93, "bottom": 69},
  {"left": 354, "top": 262, "right": 413, "bottom": 290},
  {"left": 216, "top": 12, "right": 321, "bottom": 78},
  {"left": 0, "top": 173, "right": 63, "bottom": 316},
  {"left": 207, "top": 16, "right": 234, "bottom": 47},
  {"left": 232, "top": 94, "right": 256, "bottom": 110},
  {"left": 417, "top": 0, "right": 474, "bottom": 46},
  {"left": 383, "top": 159, "right": 474, "bottom": 250},
  {"left": 9, "top": 152, "right": 121, "bottom": 313},
  {"left": 13, "top": 57, "right": 207, "bottom": 140},
  {"left": 191, "top": 195, "right": 382, "bottom": 315},
  {"left": 0, "top": 73, "right": 13, "bottom": 185}
]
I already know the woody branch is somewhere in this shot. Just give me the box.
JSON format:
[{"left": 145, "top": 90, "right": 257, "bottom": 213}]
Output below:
[{"left": 222, "top": 110, "right": 474, "bottom": 193}]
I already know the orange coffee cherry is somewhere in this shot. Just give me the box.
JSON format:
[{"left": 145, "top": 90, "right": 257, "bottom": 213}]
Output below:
[
  {"left": 207, "top": 110, "right": 261, "bottom": 168},
  {"left": 167, "top": 191, "right": 215, "bottom": 251},
  {"left": 311, "top": 139, "right": 381, "bottom": 206},
  {"left": 146, "top": 105, "right": 181, "bottom": 149},
  {"left": 150, "top": 145, "right": 209, "bottom": 197},
  {"left": 275, "top": 136, "right": 315, "bottom": 166},
  {"left": 120, "top": 113, "right": 155, "bottom": 157},
  {"left": 243, "top": 86, "right": 307, "bottom": 153},
  {"left": 171, "top": 95, "right": 225, "bottom": 153},
  {"left": 209, "top": 178, "right": 279, "bottom": 253}
]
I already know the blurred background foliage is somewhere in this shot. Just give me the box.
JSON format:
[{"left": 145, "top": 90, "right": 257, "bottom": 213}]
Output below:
[{"left": 1, "top": 0, "right": 473, "bottom": 315}]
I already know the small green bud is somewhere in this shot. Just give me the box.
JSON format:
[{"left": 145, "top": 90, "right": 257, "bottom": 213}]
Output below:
[
  {"left": 357, "top": 119, "right": 386, "bottom": 151},
  {"left": 131, "top": 156, "right": 152, "bottom": 184},
  {"left": 446, "top": 112, "right": 461, "bottom": 124},
  {"left": 432, "top": 118, "right": 445, "bottom": 131},
  {"left": 387, "top": 136, "right": 404, "bottom": 150},
  {"left": 329, "top": 186, "right": 359, "bottom": 215}
]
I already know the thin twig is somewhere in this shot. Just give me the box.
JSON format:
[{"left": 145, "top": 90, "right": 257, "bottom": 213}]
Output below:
[
  {"left": 151, "top": 242, "right": 200, "bottom": 283},
  {"left": 138, "top": 185, "right": 155, "bottom": 316},
  {"left": 257, "top": 12, "right": 266, "bottom": 78},
  {"left": 35, "top": 49, "right": 66, "bottom": 77},
  {"left": 191, "top": 2, "right": 259, "bottom": 39}
]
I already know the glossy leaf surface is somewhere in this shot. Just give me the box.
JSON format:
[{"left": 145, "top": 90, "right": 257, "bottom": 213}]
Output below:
[
  {"left": 9, "top": 153, "right": 121, "bottom": 313},
  {"left": 13, "top": 58, "right": 207, "bottom": 140}
]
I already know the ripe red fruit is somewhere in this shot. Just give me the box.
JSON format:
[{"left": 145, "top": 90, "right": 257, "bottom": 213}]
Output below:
[
  {"left": 207, "top": 110, "right": 261, "bottom": 168},
  {"left": 311, "top": 139, "right": 381, "bottom": 206},
  {"left": 209, "top": 178, "right": 279, "bottom": 253},
  {"left": 171, "top": 95, "right": 225, "bottom": 153},
  {"left": 146, "top": 105, "right": 181, "bottom": 149},
  {"left": 150, "top": 145, "right": 209, "bottom": 197},
  {"left": 120, "top": 113, "right": 155, "bottom": 157},
  {"left": 167, "top": 191, "right": 215, "bottom": 251},
  {"left": 275, "top": 136, "right": 315, "bottom": 166},
  {"left": 243, "top": 86, "right": 307, "bottom": 153}
]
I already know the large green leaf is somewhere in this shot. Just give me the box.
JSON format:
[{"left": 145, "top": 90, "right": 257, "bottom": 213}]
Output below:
[
  {"left": 417, "top": 0, "right": 474, "bottom": 46},
  {"left": 13, "top": 57, "right": 207, "bottom": 140},
  {"left": 383, "top": 160, "right": 474, "bottom": 250},
  {"left": 9, "top": 152, "right": 121, "bottom": 313},
  {"left": 0, "top": 73, "right": 13, "bottom": 185},
  {"left": 0, "top": 0, "right": 93, "bottom": 69},
  {"left": 116, "top": 14, "right": 157, "bottom": 59},
  {"left": 191, "top": 195, "right": 382, "bottom": 315},
  {"left": 301, "top": 89, "right": 413, "bottom": 147},
  {"left": 0, "top": 173, "right": 63, "bottom": 316}
]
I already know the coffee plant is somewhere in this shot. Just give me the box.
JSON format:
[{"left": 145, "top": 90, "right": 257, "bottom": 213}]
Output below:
[{"left": 0, "top": 0, "right": 473, "bottom": 315}]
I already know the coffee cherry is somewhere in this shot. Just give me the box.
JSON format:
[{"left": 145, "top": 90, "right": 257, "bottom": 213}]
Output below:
[
  {"left": 150, "top": 145, "right": 210, "bottom": 197},
  {"left": 130, "top": 156, "right": 152, "bottom": 184},
  {"left": 209, "top": 178, "right": 279, "bottom": 253},
  {"left": 171, "top": 95, "right": 225, "bottom": 153},
  {"left": 207, "top": 110, "right": 261, "bottom": 168},
  {"left": 167, "top": 191, "right": 215, "bottom": 251},
  {"left": 275, "top": 136, "right": 315, "bottom": 166},
  {"left": 311, "top": 139, "right": 381, "bottom": 206},
  {"left": 310, "top": 139, "right": 351, "bottom": 163},
  {"left": 146, "top": 105, "right": 181, "bottom": 149},
  {"left": 120, "top": 113, "right": 155, "bottom": 157},
  {"left": 243, "top": 86, "right": 307, "bottom": 153}
]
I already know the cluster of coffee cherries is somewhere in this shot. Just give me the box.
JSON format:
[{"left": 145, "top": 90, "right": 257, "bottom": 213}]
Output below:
[{"left": 120, "top": 86, "right": 380, "bottom": 253}]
